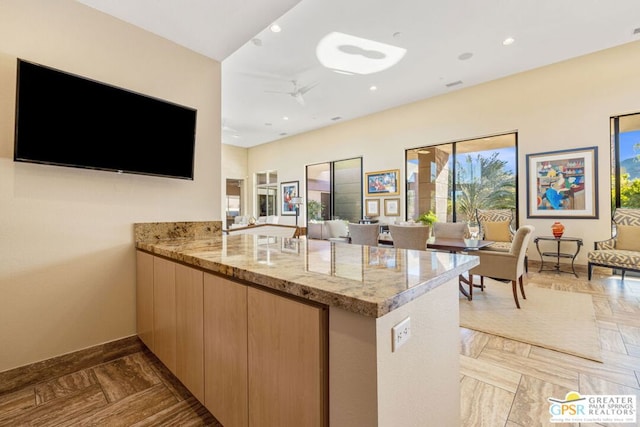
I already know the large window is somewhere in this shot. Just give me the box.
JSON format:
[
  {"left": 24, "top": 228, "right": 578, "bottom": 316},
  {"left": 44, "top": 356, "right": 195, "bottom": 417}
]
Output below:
[
  {"left": 406, "top": 133, "right": 517, "bottom": 223},
  {"left": 611, "top": 113, "right": 640, "bottom": 209},
  {"left": 306, "top": 157, "right": 362, "bottom": 222},
  {"left": 255, "top": 171, "right": 277, "bottom": 217}
]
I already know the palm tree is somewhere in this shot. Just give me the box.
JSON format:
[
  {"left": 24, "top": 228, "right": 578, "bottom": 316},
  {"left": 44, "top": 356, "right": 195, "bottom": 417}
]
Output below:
[{"left": 454, "top": 152, "right": 516, "bottom": 220}]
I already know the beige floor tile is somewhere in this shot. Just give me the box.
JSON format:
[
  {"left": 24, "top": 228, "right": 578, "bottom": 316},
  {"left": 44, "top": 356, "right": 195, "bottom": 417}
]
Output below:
[
  {"left": 485, "top": 335, "right": 531, "bottom": 357},
  {"left": 93, "top": 352, "right": 161, "bottom": 403},
  {"left": 460, "top": 354, "right": 521, "bottom": 393},
  {"left": 619, "top": 325, "right": 640, "bottom": 346},
  {"left": 478, "top": 347, "right": 579, "bottom": 390},
  {"left": 460, "top": 327, "right": 491, "bottom": 358},
  {"left": 460, "top": 376, "right": 514, "bottom": 427},
  {"left": 508, "top": 375, "right": 578, "bottom": 427},
  {"left": 0, "top": 387, "right": 36, "bottom": 422},
  {"left": 35, "top": 369, "right": 97, "bottom": 405},
  {"left": 598, "top": 328, "right": 628, "bottom": 354}
]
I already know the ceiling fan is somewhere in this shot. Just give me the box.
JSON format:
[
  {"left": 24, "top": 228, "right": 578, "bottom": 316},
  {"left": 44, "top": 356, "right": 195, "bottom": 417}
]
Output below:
[{"left": 265, "top": 80, "right": 318, "bottom": 106}]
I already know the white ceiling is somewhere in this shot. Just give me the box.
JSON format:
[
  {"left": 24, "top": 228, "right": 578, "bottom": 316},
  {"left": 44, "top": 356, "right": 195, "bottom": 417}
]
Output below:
[{"left": 77, "top": 0, "right": 640, "bottom": 148}]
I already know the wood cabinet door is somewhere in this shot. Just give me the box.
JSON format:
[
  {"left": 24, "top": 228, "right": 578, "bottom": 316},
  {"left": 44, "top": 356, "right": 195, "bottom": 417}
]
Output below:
[
  {"left": 247, "top": 287, "right": 328, "bottom": 427},
  {"left": 203, "top": 274, "right": 248, "bottom": 427},
  {"left": 153, "top": 256, "right": 176, "bottom": 373},
  {"left": 175, "top": 263, "right": 204, "bottom": 403},
  {"left": 135, "top": 251, "right": 154, "bottom": 350}
]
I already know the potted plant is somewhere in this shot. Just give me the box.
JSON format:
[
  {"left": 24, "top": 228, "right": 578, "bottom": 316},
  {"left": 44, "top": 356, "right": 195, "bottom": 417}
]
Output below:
[
  {"left": 307, "top": 200, "right": 324, "bottom": 221},
  {"left": 417, "top": 211, "right": 437, "bottom": 226}
]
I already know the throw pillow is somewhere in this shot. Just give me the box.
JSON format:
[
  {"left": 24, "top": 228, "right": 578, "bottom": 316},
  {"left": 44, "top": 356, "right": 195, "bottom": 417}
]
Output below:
[
  {"left": 616, "top": 225, "right": 640, "bottom": 251},
  {"left": 482, "top": 221, "right": 511, "bottom": 242}
]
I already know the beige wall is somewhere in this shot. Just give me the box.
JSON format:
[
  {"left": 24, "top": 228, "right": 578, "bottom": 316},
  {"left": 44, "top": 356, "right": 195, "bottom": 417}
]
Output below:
[
  {"left": 247, "top": 40, "right": 640, "bottom": 264},
  {"left": 0, "top": 0, "right": 221, "bottom": 372}
]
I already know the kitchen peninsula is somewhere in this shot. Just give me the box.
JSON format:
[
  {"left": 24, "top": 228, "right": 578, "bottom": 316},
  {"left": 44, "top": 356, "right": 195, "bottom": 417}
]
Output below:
[{"left": 135, "top": 221, "right": 478, "bottom": 426}]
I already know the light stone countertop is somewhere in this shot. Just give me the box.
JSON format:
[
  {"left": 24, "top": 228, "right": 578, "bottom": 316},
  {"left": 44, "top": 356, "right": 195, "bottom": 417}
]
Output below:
[{"left": 136, "top": 231, "right": 479, "bottom": 318}]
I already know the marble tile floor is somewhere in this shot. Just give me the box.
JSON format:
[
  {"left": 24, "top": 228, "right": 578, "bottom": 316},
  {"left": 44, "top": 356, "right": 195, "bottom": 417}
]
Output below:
[
  {"left": 1, "top": 267, "right": 638, "bottom": 426},
  {"left": 460, "top": 266, "right": 640, "bottom": 427}
]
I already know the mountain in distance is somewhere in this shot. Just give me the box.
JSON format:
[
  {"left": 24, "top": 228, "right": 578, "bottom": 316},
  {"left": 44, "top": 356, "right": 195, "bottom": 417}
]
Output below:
[{"left": 620, "top": 156, "right": 640, "bottom": 180}]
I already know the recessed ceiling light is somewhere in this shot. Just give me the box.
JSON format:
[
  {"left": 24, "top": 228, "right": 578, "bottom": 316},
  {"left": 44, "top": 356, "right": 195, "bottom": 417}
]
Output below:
[
  {"left": 282, "top": 116, "right": 289, "bottom": 120},
  {"left": 634, "top": 27, "right": 640, "bottom": 35},
  {"left": 502, "top": 37, "right": 515, "bottom": 46},
  {"left": 369, "top": 85, "right": 378, "bottom": 91},
  {"left": 458, "top": 52, "right": 473, "bottom": 61},
  {"left": 270, "top": 24, "right": 281, "bottom": 33},
  {"left": 331, "top": 116, "right": 342, "bottom": 121},
  {"left": 316, "top": 31, "right": 407, "bottom": 75}
]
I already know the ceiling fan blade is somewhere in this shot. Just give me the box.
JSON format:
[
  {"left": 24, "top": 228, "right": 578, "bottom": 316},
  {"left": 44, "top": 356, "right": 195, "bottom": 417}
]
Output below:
[
  {"left": 298, "top": 81, "right": 318, "bottom": 95},
  {"left": 293, "top": 92, "right": 305, "bottom": 106}
]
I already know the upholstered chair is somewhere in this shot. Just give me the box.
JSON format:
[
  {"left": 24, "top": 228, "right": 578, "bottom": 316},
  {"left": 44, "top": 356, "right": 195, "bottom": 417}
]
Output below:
[
  {"left": 347, "top": 223, "right": 380, "bottom": 246},
  {"left": 325, "top": 219, "right": 350, "bottom": 243},
  {"left": 467, "top": 225, "right": 534, "bottom": 308},
  {"left": 388, "top": 224, "right": 430, "bottom": 250},
  {"left": 588, "top": 208, "right": 640, "bottom": 280},
  {"left": 432, "top": 222, "right": 468, "bottom": 239},
  {"left": 475, "top": 208, "right": 528, "bottom": 272}
]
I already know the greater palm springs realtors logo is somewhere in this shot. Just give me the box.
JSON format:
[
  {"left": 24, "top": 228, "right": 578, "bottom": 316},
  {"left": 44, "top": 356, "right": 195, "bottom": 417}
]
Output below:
[{"left": 548, "top": 391, "right": 636, "bottom": 423}]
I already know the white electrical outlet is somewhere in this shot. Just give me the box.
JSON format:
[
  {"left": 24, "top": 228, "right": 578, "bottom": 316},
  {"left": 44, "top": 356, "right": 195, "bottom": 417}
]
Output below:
[{"left": 392, "top": 317, "right": 411, "bottom": 352}]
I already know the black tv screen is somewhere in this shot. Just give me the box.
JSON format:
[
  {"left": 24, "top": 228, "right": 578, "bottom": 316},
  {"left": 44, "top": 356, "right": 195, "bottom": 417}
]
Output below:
[{"left": 14, "top": 59, "right": 197, "bottom": 180}]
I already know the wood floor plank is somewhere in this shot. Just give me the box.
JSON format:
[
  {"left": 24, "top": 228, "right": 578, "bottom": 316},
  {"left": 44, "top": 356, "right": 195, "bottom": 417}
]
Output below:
[
  {"left": 1, "top": 383, "right": 108, "bottom": 427},
  {"left": 73, "top": 383, "right": 178, "bottom": 427},
  {"left": 0, "top": 387, "right": 35, "bottom": 422},
  {"left": 460, "top": 376, "right": 514, "bottom": 427},
  {"left": 130, "top": 396, "right": 221, "bottom": 427},
  {"left": 93, "top": 352, "right": 161, "bottom": 403},
  {"left": 35, "top": 369, "right": 97, "bottom": 405}
]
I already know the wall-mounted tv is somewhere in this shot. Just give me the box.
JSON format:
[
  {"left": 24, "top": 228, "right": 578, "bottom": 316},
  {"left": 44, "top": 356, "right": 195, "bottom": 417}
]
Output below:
[{"left": 14, "top": 59, "right": 197, "bottom": 180}]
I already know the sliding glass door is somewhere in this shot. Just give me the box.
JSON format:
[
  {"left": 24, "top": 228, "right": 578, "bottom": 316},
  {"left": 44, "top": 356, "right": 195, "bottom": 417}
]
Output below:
[
  {"left": 306, "top": 157, "right": 362, "bottom": 223},
  {"left": 406, "top": 133, "right": 517, "bottom": 223}
]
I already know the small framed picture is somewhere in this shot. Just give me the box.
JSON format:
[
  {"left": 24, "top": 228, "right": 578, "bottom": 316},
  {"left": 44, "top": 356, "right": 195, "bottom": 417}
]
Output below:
[
  {"left": 280, "top": 181, "right": 299, "bottom": 216},
  {"left": 384, "top": 198, "right": 400, "bottom": 216},
  {"left": 365, "top": 199, "right": 380, "bottom": 217},
  {"left": 365, "top": 169, "right": 400, "bottom": 196}
]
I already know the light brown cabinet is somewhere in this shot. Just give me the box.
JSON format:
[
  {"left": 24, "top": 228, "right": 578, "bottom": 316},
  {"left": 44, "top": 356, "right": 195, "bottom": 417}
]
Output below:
[
  {"left": 135, "top": 251, "right": 154, "bottom": 350},
  {"left": 136, "top": 251, "right": 327, "bottom": 426},
  {"left": 176, "top": 264, "right": 204, "bottom": 402},
  {"left": 203, "top": 273, "right": 248, "bottom": 427},
  {"left": 248, "top": 287, "right": 327, "bottom": 427},
  {"left": 153, "top": 256, "right": 176, "bottom": 372}
]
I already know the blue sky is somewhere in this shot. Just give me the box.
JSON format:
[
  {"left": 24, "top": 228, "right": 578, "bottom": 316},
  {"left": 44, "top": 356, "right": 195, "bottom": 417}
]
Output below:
[{"left": 620, "top": 130, "right": 640, "bottom": 161}]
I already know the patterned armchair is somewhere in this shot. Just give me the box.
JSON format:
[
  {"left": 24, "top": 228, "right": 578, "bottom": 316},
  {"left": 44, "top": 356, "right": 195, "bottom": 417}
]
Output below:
[
  {"left": 475, "top": 208, "right": 528, "bottom": 272},
  {"left": 588, "top": 208, "right": 640, "bottom": 280}
]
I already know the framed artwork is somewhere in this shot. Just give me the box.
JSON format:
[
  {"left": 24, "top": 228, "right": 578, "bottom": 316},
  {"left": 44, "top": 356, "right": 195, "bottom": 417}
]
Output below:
[
  {"left": 280, "top": 181, "right": 299, "bottom": 216},
  {"left": 365, "top": 169, "right": 400, "bottom": 196},
  {"left": 384, "top": 198, "right": 400, "bottom": 216},
  {"left": 365, "top": 199, "right": 380, "bottom": 217},
  {"left": 526, "top": 147, "right": 598, "bottom": 219}
]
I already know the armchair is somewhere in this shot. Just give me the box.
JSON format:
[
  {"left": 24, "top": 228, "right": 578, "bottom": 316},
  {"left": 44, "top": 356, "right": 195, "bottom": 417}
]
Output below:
[
  {"left": 467, "top": 225, "right": 534, "bottom": 308},
  {"left": 388, "top": 224, "right": 430, "bottom": 250},
  {"left": 476, "top": 208, "right": 528, "bottom": 272},
  {"left": 347, "top": 223, "right": 380, "bottom": 246},
  {"left": 588, "top": 208, "right": 640, "bottom": 280}
]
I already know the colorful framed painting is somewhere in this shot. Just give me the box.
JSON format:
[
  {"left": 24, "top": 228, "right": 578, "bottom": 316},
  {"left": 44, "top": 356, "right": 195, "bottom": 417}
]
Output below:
[
  {"left": 365, "top": 199, "right": 380, "bottom": 217},
  {"left": 384, "top": 198, "right": 400, "bottom": 216},
  {"left": 365, "top": 169, "right": 400, "bottom": 196},
  {"left": 280, "top": 181, "right": 299, "bottom": 216},
  {"left": 526, "top": 147, "right": 598, "bottom": 219}
]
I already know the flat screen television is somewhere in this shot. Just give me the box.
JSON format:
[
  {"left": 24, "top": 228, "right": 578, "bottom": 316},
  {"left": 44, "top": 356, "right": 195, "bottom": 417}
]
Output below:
[{"left": 14, "top": 59, "right": 197, "bottom": 180}]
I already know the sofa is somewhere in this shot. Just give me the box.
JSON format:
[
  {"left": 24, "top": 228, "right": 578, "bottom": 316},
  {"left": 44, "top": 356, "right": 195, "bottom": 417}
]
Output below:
[{"left": 588, "top": 208, "right": 640, "bottom": 280}]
